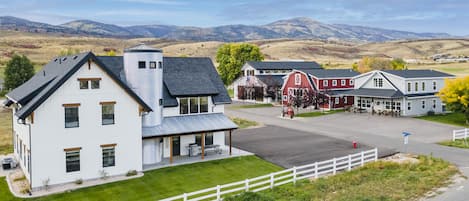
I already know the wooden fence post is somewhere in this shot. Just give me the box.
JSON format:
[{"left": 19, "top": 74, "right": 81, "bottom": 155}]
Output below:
[
  {"left": 314, "top": 162, "right": 318, "bottom": 179},
  {"left": 348, "top": 155, "right": 352, "bottom": 171},
  {"left": 216, "top": 185, "right": 221, "bottom": 200},
  {"left": 293, "top": 167, "right": 297, "bottom": 185},
  {"left": 270, "top": 173, "right": 274, "bottom": 189},
  {"left": 333, "top": 158, "right": 337, "bottom": 175},
  {"left": 245, "top": 179, "right": 250, "bottom": 192},
  {"left": 360, "top": 151, "right": 364, "bottom": 167}
]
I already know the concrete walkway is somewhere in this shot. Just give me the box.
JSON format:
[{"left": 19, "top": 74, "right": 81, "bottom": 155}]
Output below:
[{"left": 227, "top": 105, "right": 469, "bottom": 201}]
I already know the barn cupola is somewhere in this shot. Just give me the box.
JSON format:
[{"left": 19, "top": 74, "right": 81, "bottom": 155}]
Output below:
[{"left": 123, "top": 43, "right": 163, "bottom": 127}]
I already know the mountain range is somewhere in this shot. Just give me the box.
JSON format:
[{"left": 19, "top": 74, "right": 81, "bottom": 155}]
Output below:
[{"left": 0, "top": 16, "right": 453, "bottom": 42}]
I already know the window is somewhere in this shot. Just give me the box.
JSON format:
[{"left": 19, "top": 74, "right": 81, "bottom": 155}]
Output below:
[
  {"left": 407, "top": 102, "right": 411, "bottom": 110},
  {"left": 158, "top": 61, "right": 163, "bottom": 69},
  {"left": 335, "top": 97, "right": 340, "bottom": 104},
  {"left": 102, "top": 147, "right": 115, "bottom": 167},
  {"left": 195, "top": 133, "right": 213, "bottom": 146},
  {"left": 332, "top": 80, "right": 337, "bottom": 86},
  {"left": 396, "top": 102, "right": 401, "bottom": 111},
  {"left": 179, "top": 98, "right": 189, "bottom": 114},
  {"left": 422, "top": 100, "right": 425, "bottom": 109},
  {"left": 200, "top": 97, "right": 208, "bottom": 113},
  {"left": 433, "top": 81, "right": 437, "bottom": 90},
  {"left": 422, "top": 82, "right": 425, "bottom": 91},
  {"left": 373, "top": 78, "right": 383, "bottom": 88},
  {"left": 66, "top": 150, "right": 80, "bottom": 172},
  {"left": 344, "top": 97, "right": 347, "bottom": 104},
  {"left": 349, "top": 80, "right": 354, "bottom": 85},
  {"left": 101, "top": 103, "right": 115, "bottom": 125},
  {"left": 190, "top": 97, "right": 199, "bottom": 113},
  {"left": 64, "top": 106, "right": 79, "bottom": 128},
  {"left": 295, "top": 74, "right": 301, "bottom": 85},
  {"left": 79, "top": 80, "right": 89, "bottom": 89},
  {"left": 433, "top": 99, "right": 436, "bottom": 109},
  {"left": 415, "top": 82, "right": 418, "bottom": 92},
  {"left": 323, "top": 80, "right": 328, "bottom": 87},
  {"left": 159, "top": 99, "right": 163, "bottom": 106},
  {"left": 138, "top": 61, "right": 146, "bottom": 69},
  {"left": 149, "top": 61, "right": 157, "bottom": 69},
  {"left": 385, "top": 101, "right": 391, "bottom": 109},
  {"left": 407, "top": 82, "right": 411, "bottom": 92},
  {"left": 91, "top": 80, "right": 100, "bottom": 89},
  {"left": 341, "top": 80, "right": 346, "bottom": 86}
]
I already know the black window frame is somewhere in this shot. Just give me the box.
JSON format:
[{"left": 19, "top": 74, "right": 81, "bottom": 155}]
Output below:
[
  {"left": 149, "top": 61, "right": 157, "bottom": 69},
  {"left": 79, "top": 80, "right": 89, "bottom": 89},
  {"left": 66, "top": 151, "right": 80, "bottom": 173},
  {"left": 102, "top": 104, "right": 115, "bottom": 125},
  {"left": 205, "top": 133, "right": 213, "bottom": 146},
  {"left": 179, "top": 98, "right": 189, "bottom": 114},
  {"left": 200, "top": 97, "right": 208, "bottom": 113},
  {"left": 190, "top": 97, "right": 199, "bottom": 114},
  {"left": 65, "top": 107, "right": 79, "bottom": 128},
  {"left": 102, "top": 147, "right": 116, "bottom": 168},
  {"left": 138, "top": 61, "right": 146, "bottom": 69},
  {"left": 91, "top": 80, "right": 100, "bottom": 89}
]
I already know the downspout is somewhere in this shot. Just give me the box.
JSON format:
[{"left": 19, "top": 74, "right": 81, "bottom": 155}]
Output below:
[{"left": 18, "top": 118, "right": 32, "bottom": 192}]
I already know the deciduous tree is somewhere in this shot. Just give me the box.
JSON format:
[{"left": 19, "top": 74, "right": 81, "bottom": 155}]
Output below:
[
  {"left": 216, "top": 43, "right": 264, "bottom": 85},
  {"left": 438, "top": 76, "right": 469, "bottom": 124},
  {"left": 4, "top": 54, "right": 35, "bottom": 91}
]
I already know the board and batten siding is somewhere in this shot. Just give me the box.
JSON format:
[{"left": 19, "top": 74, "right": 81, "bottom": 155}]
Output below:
[{"left": 27, "top": 61, "right": 143, "bottom": 189}]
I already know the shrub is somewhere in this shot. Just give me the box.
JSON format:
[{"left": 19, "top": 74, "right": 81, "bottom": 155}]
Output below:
[{"left": 126, "top": 170, "right": 138, "bottom": 177}]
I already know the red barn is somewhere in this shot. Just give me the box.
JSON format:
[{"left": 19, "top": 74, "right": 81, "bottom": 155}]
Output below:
[{"left": 282, "top": 69, "right": 359, "bottom": 110}]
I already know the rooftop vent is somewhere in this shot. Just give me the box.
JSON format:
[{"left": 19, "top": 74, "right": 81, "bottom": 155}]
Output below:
[
  {"left": 73, "top": 56, "right": 78, "bottom": 60},
  {"left": 54, "top": 58, "right": 58, "bottom": 62},
  {"left": 62, "top": 57, "right": 67, "bottom": 62},
  {"left": 43, "top": 71, "right": 46, "bottom": 76}
]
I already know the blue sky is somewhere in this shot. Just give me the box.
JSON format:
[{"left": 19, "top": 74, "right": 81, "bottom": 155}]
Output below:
[{"left": 0, "top": 0, "right": 468, "bottom": 36}]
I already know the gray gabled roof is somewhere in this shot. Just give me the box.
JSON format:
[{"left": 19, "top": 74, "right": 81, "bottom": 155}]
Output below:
[
  {"left": 340, "top": 88, "right": 404, "bottom": 98},
  {"left": 5, "top": 53, "right": 152, "bottom": 120},
  {"left": 383, "top": 70, "right": 454, "bottom": 78},
  {"left": 142, "top": 113, "right": 238, "bottom": 137},
  {"left": 303, "top": 69, "right": 359, "bottom": 78},
  {"left": 97, "top": 56, "right": 231, "bottom": 107},
  {"left": 246, "top": 61, "right": 322, "bottom": 70},
  {"left": 256, "top": 75, "right": 284, "bottom": 86}
]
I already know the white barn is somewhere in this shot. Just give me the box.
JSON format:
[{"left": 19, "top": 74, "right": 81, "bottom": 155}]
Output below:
[
  {"left": 4, "top": 44, "right": 237, "bottom": 191},
  {"left": 342, "top": 70, "right": 454, "bottom": 116}
]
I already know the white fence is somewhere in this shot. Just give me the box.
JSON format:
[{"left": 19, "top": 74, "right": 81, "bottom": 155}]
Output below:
[
  {"left": 453, "top": 128, "right": 469, "bottom": 141},
  {"left": 160, "top": 148, "right": 378, "bottom": 201}
]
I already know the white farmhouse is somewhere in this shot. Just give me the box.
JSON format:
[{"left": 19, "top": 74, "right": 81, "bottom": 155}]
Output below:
[
  {"left": 342, "top": 70, "right": 454, "bottom": 116},
  {"left": 3, "top": 44, "right": 237, "bottom": 191}
]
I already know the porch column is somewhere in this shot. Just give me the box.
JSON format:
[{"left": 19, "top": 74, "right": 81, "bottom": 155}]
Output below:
[
  {"left": 201, "top": 133, "right": 205, "bottom": 160},
  {"left": 169, "top": 136, "right": 173, "bottom": 164},
  {"left": 229, "top": 130, "right": 232, "bottom": 156}
]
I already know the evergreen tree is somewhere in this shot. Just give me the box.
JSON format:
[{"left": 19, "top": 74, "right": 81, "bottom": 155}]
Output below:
[{"left": 4, "top": 54, "right": 35, "bottom": 91}]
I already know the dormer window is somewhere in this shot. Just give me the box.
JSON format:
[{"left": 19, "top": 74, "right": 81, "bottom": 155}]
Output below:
[
  {"left": 323, "top": 80, "right": 328, "bottom": 87},
  {"left": 149, "top": 61, "right": 157, "bottom": 69},
  {"left": 138, "top": 61, "right": 146, "bottom": 69},
  {"left": 373, "top": 78, "right": 383, "bottom": 88},
  {"left": 79, "top": 80, "right": 89, "bottom": 89},
  {"left": 91, "top": 80, "right": 100, "bottom": 89},
  {"left": 179, "top": 97, "right": 209, "bottom": 115}
]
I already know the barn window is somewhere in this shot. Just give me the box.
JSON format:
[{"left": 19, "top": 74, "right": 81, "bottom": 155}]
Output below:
[
  {"left": 295, "top": 74, "right": 301, "bottom": 85},
  {"left": 341, "top": 80, "right": 346, "bottom": 86}
]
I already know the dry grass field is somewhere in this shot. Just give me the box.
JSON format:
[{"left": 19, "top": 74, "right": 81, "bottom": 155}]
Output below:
[{"left": 1, "top": 30, "right": 469, "bottom": 78}]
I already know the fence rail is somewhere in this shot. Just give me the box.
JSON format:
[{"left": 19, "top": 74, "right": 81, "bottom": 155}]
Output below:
[
  {"left": 160, "top": 148, "right": 378, "bottom": 201},
  {"left": 453, "top": 128, "right": 468, "bottom": 141}
]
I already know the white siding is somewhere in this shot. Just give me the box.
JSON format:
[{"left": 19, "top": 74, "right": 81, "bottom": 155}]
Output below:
[{"left": 28, "top": 61, "right": 143, "bottom": 189}]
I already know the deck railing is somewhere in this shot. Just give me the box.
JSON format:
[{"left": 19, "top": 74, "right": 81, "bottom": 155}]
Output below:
[
  {"left": 160, "top": 148, "right": 378, "bottom": 201},
  {"left": 453, "top": 128, "right": 469, "bottom": 141}
]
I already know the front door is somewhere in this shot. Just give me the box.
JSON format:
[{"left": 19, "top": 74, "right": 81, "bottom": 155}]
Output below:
[{"left": 172, "top": 136, "right": 180, "bottom": 156}]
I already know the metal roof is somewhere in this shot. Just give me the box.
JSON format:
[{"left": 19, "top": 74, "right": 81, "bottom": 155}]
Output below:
[
  {"left": 246, "top": 61, "right": 322, "bottom": 70},
  {"left": 256, "top": 75, "right": 284, "bottom": 86},
  {"left": 382, "top": 70, "right": 454, "bottom": 78},
  {"left": 340, "top": 88, "right": 404, "bottom": 98},
  {"left": 303, "top": 69, "right": 359, "bottom": 78},
  {"left": 142, "top": 113, "right": 238, "bottom": 137},
  {"left": 124, "top": 43, "right": 162, "bottom": 53}
]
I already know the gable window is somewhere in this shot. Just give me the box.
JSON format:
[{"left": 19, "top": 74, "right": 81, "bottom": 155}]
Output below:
[
  {"left": 332, "top": 80, "right": 337, "bottom": 86},
  {"left": 149, "top": 61, "right": 157, "bottom": 69},
  {"left": 190, "top": 97, "right": 199, "bottom": 113},
  {"left": 65, "top": 149, "right": 80, "bottom": 173},
  {"left": 158, "top": 61, "right": 163, "bottom": 69},
  {"left": 101, "top": 102, "right": 115, "bottom": 125},
  {"left": 79, "top": 80, "right": 89, "bottom": 89},
  {"left": 344, "top": 97, "right": 347, "bottom": 104},
  {"left": 415, "top": 82, "right": 418, "bottom": 92},
  {"left": 433, "top": 81, "right": 437, "bottom": 90},
  {"left": 91, "top": 80, "right": 100, "bottom": 89},
  {"left": 102, "top": 146, "right": 116, "bottom": 167},
  {"left": 200, "top": 97, "right": 208, "bottom": 113},
  {"left": 341, "top": 80, "right": 346, "bottom": 86},
  {"left": 422, "top": 82, "right": 425, "bottom": 91},
  {"left": 64, "top": 104, "right": 80, "bottom": 128},
  {"left": 323, "top": 80, "right": 328, "bottom": 87},
  {"left": 373, "top": 78, "right": 383, "bottom": 88},
  {"left": 295, "top": 74, "right": 301, "bottom": 85},
  {"left": 179, "top": 98, "right": 189, "bottom": 114},
  {"left": 138, "top": 61, "right": 146, "bottom": 69},
  {"left": 407, "top": 82, "right": 411, "bottom": 92}
]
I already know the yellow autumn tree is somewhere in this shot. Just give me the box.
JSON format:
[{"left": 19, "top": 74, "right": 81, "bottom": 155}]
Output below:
[{"left": 438, "top": 76, "right": 469, "bottom": 124}]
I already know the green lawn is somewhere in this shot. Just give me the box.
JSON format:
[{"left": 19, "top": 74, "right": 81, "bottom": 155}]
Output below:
[
  {"left": 0, "top": 156, "right": 282, "bottom": 201},
  {"left": 295, "top": 109, "right": 344, "bottom": 118},
  {"left": 416, "top": 112, "right": 468, "bottom": 127},
  {"left": 231, "top": 103, "right": 273, "bottom": 109},
  {"left": 227, "top": 156, "right": 458, "bottom": 201},
  {"left": 0, "top": 108, "right": 13, "bottom": 155},
  {"left": 438, "top": 138, "right": 469, "bottom": 149},
  {"left": 230, "top": 117, "right": 258, "bottom": 129}
]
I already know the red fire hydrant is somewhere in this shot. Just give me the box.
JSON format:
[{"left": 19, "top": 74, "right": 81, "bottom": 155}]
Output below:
[
  {"left": 352, "top": 141, "right": 358, "bottom": 149},
  {"left": 287, "top": 107, "right": 294, "bottom": 119}
]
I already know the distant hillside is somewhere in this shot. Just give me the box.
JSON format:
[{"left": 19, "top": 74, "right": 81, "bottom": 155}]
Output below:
[{"left": 0, "top": 16, "right": 454, "bottom": 42}]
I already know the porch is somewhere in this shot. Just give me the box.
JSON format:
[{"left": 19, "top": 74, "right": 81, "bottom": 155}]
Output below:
[{"left": 341, "top": 88, "right": 404, "bottom": 116}]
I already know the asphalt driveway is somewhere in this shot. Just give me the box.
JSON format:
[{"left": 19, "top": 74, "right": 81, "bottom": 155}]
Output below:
[{"left": 232, "top": 125, "right": 394, "bottom": 168}]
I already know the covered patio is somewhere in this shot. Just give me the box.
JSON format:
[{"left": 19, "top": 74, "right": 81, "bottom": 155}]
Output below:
[
  {"left": 341, "top": 88, "right": 404, "bottom": 116},
  {"left": 142, "top": 113, "right": 239, "bottom": 167}
]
